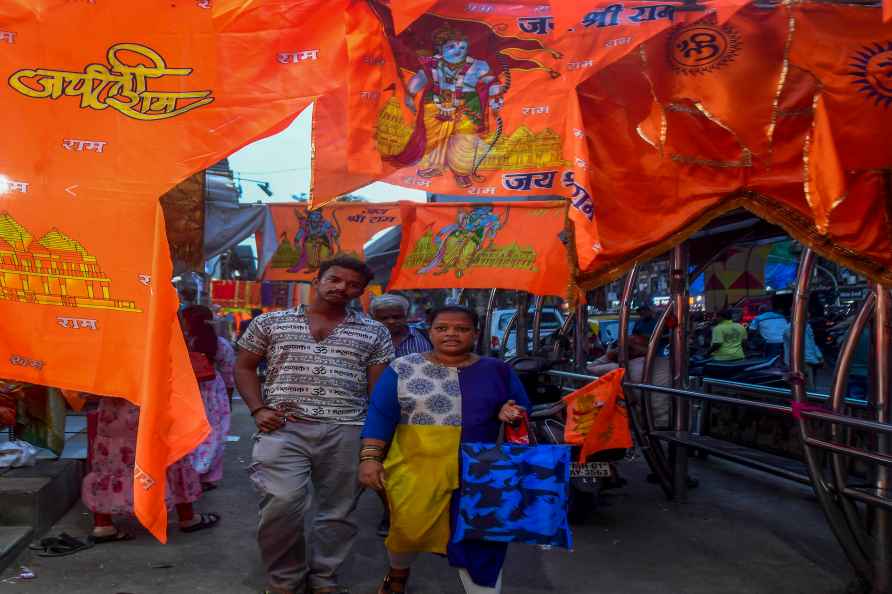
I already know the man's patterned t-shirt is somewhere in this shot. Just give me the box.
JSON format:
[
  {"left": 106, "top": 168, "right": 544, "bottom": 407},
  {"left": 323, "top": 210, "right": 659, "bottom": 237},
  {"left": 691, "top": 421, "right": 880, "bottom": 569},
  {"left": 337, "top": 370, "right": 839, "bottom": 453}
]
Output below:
[{"left": 238, "top": 306, "right": 394, "bottom": 425}]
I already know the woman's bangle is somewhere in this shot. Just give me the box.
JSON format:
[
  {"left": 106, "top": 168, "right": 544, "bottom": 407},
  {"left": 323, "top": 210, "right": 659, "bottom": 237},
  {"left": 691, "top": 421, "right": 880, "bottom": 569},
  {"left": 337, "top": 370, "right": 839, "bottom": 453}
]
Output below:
[
  {"left": 359, "top": 456, "right": 384, "bottom": 464},
  {"left": 250, "top": 406, "right": 271, "bottom": 417}
]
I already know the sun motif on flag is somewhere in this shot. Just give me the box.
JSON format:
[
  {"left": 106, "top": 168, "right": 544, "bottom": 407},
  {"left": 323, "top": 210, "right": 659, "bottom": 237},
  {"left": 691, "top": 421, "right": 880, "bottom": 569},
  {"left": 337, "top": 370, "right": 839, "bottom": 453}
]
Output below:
[{"left": 848, "top": 42, "right": 892, "bottom": 108}]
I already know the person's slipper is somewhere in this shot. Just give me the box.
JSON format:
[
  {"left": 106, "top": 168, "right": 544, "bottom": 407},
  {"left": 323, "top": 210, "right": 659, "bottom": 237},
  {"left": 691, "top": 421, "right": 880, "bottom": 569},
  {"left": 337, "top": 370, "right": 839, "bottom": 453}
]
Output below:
[
  {"left": 29, "top": 536, "right": 63, "bottom": 551},
  {"left": 89, "top": 529, "right": 133, "bottom": 545},
  {"left": 36, "top": 533, "right": 93, "bottom": 557},
  {"left": 180, "top": 512, "right": 220, "bottom": 533}
]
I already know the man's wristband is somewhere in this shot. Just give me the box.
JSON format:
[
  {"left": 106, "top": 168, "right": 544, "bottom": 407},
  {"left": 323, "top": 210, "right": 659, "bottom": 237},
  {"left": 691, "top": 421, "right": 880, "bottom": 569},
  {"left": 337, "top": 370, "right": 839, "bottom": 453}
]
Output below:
[{"left": 250, "top": 406, "right": 271, "bottom": 417}]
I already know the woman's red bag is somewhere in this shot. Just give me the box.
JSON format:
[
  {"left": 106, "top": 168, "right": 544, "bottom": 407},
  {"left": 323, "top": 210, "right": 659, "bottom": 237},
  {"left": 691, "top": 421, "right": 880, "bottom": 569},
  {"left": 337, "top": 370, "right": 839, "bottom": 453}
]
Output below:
[{"left": 189, "top": 352, "right": 216, "bottom": 382}]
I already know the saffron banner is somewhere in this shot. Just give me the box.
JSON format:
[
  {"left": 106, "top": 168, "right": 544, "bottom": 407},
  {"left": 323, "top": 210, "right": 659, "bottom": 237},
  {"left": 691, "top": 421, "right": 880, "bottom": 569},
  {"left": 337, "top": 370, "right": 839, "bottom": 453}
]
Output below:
[
  {"left": 264, "top": 202, "right": 400, "bottom": 281},
  {"left": 388, "top": 201, "right": 570, "bottom": 297},
  {"left": 0, "top": 0, "right": 350, "bottom": 542}
]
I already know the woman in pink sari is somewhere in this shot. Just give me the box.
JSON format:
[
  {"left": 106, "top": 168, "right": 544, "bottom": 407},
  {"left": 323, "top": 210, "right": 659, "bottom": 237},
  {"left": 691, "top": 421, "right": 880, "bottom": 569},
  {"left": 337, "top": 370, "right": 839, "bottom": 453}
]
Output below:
[{"left": 82, "top": 396, "right": 220, "bottom": 542}]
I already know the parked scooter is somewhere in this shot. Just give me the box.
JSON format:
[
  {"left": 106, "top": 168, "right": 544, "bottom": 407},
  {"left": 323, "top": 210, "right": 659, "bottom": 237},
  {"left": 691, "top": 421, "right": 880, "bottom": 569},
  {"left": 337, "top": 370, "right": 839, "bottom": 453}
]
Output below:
[{"left": 507, "top": 356, "right": 626, "bottom": 524}]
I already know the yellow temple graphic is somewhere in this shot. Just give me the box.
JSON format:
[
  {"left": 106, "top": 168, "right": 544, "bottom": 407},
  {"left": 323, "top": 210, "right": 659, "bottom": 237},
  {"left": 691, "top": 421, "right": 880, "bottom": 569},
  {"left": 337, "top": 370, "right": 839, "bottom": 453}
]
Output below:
[
  {"left": 375, "top": 97, "right": 565, "bottom": 171},
  {"left": 0, "top": 213, "right": 140, "bottom": 312}
]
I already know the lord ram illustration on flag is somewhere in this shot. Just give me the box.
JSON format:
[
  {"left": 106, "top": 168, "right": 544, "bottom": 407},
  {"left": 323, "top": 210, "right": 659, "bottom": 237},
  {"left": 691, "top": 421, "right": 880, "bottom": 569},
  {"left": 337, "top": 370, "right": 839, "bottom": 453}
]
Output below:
[
  {"left": 371, "top": 4, "right": 566, "bottom": 194},
  {"left": 412, "top": 205, "right": 509, "bottom": 278},
  {"left": 265, "top": 203, "right": 399, "bottom": 281}
]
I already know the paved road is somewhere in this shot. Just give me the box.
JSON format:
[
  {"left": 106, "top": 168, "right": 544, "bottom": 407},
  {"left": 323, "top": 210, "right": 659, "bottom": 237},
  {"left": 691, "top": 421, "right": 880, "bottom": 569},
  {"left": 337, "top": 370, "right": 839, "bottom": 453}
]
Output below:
[{"left": 3, "top": 401, "right": 854, "bottom": 593}]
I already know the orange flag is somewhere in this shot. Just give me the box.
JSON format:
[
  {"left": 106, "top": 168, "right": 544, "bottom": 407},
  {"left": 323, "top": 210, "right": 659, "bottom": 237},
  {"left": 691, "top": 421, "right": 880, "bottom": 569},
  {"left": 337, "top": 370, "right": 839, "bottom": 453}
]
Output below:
[
  {"left": 264, "top": 202, "right": 400, "bottom": 281},
  {"left": 562, "top": 368, "right": 625, "bottom": 448},
  {"left": 642, "top": 4, "right": 793, "bottom": 158},
  {"left": 579, "top": 380, "right": 633, "bottom": 463},
  {"left": 388, "top": 201, "right": 571, "bottom": 297},
  {"left": 790, "top": 3, "right": 892, "bottom": 232},
  {"left": 0, "top": 0, "right": 352, "bottom": 541},
  {"left": 562, "top": 369, "right": 632, "bottom": 463}
]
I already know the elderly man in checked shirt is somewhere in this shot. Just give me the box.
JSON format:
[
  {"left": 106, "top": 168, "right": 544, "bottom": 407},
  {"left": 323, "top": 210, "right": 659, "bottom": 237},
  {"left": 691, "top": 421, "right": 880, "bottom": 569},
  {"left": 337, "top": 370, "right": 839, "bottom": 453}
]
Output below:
[{"left": 236, "top": 256, "right": 394, "bottom": 594}]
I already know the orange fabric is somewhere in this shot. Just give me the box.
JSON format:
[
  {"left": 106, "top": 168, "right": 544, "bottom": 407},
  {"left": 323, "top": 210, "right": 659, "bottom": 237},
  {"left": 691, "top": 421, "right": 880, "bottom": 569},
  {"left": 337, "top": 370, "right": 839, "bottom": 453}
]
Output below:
[
  {"left": 60, "top": 389, "right": 86, "bottom": 413},
  {"left": 388, "top": 201, "right": 570, "bottom": 297},
  {"left": 264, "top": 203, "right": 400, "bottom": 281},
  {"left": 789, "top": 4, "right": 892, "bottom": 233},
  {"left": 562, "top": 369, "right": 625, "bottom": 447},
  {"left": 579, "top": 382, "right": 633, "bottom": 463},
  {"left": 0, "top": 0, "right": 350, "bottom": 542},
  {"left": 572, "top": 7, "right": 892, "bottom": 289},
  {"left": 562, "top": 369, "right": 632, "bottom": 463},
  {"left": 642, "top": 5, "right": 792, "bottom": 157}
]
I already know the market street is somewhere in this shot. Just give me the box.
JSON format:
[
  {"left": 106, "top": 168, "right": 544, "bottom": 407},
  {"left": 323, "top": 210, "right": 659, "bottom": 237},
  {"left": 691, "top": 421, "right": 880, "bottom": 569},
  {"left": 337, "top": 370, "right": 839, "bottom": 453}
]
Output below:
[{"left": 2, "top": 398, "right": 854, "bottom": 594}]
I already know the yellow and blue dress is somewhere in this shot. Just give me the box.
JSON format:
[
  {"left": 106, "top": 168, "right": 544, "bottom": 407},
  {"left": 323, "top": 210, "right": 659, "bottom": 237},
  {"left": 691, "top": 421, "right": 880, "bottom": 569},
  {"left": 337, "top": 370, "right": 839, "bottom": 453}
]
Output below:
[{"left": 362, "top": 353, "right": 530, "bottom": 589}]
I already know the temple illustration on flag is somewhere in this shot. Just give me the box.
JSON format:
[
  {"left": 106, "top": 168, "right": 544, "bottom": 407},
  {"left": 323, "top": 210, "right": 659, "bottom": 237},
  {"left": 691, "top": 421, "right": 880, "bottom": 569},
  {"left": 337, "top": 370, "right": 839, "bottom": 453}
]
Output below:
[{"left": 0, "top": 212, "right": 140, "bottom": 312}]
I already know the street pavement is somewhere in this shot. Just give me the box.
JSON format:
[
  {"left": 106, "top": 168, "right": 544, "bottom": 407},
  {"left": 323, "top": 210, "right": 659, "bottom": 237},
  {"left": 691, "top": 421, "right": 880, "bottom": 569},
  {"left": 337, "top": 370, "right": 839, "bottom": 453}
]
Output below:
[{"left": 2, "top": 400, "right": 855, "bottom": 593}]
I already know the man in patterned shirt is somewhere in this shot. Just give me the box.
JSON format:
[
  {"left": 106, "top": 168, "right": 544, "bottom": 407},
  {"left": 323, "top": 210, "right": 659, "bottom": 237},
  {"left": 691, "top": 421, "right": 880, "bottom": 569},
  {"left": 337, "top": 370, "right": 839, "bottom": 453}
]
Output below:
[{"left": 235, "top": 256, "right": 394, "bottom": 594}]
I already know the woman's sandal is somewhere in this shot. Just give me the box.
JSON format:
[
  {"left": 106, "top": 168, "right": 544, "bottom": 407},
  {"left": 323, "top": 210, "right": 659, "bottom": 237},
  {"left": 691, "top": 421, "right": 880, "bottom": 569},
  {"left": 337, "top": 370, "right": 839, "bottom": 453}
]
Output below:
[
  {"left": 180, "top": 512, "right": 220, "bottom": 533},
  {"left": 89, "top": 528, "right": 133, "bottom": 545},
  {"left": 378, "top": 569, "right": 410, "bottom": 594}
]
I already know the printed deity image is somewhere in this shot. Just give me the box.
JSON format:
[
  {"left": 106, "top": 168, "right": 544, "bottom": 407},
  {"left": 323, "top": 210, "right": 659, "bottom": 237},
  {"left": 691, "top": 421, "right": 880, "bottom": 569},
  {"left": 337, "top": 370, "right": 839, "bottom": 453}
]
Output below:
[
  {"left": 409, "top": 206, "right": 511, "bottom": 278},
  {"left": 373, "top": 5, "right": 564, "bottom": 194},
  {"left": 265, "top": 203, "right": 399, "bottom": 281}
]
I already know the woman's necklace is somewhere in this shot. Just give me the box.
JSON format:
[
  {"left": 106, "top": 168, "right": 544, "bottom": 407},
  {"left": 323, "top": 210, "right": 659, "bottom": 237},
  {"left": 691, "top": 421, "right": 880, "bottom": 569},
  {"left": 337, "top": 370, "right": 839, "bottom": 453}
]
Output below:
[{"left": 428, "top": 352, "right": 478, "bottom": 369}]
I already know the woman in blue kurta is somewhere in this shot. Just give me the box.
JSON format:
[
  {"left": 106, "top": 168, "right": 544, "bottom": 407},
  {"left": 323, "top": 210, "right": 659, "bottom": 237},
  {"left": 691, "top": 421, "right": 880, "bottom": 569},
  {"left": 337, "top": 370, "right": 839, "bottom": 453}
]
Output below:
[{"left": 360, "top": 305, "right": 530, "bottom": 594}]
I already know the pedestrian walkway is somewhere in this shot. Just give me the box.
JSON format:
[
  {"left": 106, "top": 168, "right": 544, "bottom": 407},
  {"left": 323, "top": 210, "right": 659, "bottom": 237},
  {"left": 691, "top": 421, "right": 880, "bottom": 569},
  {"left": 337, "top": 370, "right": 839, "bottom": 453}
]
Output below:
[{"left": 1, "top": 402, "right": 853, "bottom": 593}]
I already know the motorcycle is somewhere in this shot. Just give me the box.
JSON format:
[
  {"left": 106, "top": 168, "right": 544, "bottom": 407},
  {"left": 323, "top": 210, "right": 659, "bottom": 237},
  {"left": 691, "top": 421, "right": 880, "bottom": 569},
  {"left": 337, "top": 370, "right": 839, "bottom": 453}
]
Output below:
[{"left": 508, "top": 356, "right": 626, "bottom": 524}]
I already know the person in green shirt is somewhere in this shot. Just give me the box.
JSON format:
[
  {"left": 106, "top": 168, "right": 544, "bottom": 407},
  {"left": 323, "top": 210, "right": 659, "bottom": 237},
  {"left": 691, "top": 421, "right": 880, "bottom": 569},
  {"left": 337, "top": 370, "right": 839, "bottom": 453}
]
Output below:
[{"left": 709, "top": 309, "right": 747, "bottom": 362}]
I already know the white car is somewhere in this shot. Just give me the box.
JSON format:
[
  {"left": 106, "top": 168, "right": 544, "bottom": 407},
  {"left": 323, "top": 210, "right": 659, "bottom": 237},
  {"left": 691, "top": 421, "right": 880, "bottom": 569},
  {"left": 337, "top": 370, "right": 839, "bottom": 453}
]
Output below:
[{"left": 489, "top": 307, "right": 565, "bottom": 357}]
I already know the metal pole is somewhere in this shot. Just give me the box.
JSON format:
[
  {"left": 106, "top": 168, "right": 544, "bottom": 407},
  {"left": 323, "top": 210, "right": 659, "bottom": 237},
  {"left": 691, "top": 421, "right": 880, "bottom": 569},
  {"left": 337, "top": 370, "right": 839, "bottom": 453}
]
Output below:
[
  {"left": 872, "top": 285, "right": 891, "bottom": 593},
  {"left": 531, "top": 295, "right": 545, "bottom": 355},
  {"left": 618, "top": 264, "right": 640, "bottom": 369},
  {"left": 830, "top": 293, "right": 876, "bottom": 559},
  {"left": 515, "top": 292, "right": 529, "bottom": 357},
  {"left": 792, "top": 249, "right": 873, "bottom": 581},
  {"left": 671, "top": 245, "right": 691, "bottom": 501},
  {"left": 574, "top": 301, "right": 588, "bottom": 372},
  {"left": 480, "top": 288, "right": 498, "bottom": 355}
]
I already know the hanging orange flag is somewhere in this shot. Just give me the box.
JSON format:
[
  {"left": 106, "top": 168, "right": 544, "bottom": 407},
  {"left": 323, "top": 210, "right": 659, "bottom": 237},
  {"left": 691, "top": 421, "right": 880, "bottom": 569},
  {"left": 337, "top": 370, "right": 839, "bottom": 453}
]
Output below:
[
  {"left": 789, "top": 3, "right": 892, "bottom": 233},
  {"left": 263, "top": 202, "right": 400, "bottom": 281},
  {"left": 563, "top": 368, "right": 625, "bottom": 449},
  {"left": 561, "top": 368, "right": 632, "bottom": 463},
  {"left": 0, "top": 0, "right": 354, "bottom": 541},
  {"left": 579, "top": 379, "right": 633, "bottom": 463},
  {"left": 388, "top": 201, "right": 570, "bottom": 297},
  {"left": 642, "top": 4, "right": 792, "bottom": 157}
]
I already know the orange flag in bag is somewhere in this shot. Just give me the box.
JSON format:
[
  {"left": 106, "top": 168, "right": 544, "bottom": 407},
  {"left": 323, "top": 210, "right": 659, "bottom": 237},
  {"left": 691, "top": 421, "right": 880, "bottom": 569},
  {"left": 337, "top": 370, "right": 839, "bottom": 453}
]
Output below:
[
  {"left": 562, "top": 369, "right": 625, "bottom": 450},
  {"left": 578, "top": 369, "right": 633, "bottom": 464},
  {"left": 263, "top": 202, "right": 400, "bottom": 281},
  {"left": 388, "top": 201, "right": 571, "bottom": 297}
]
